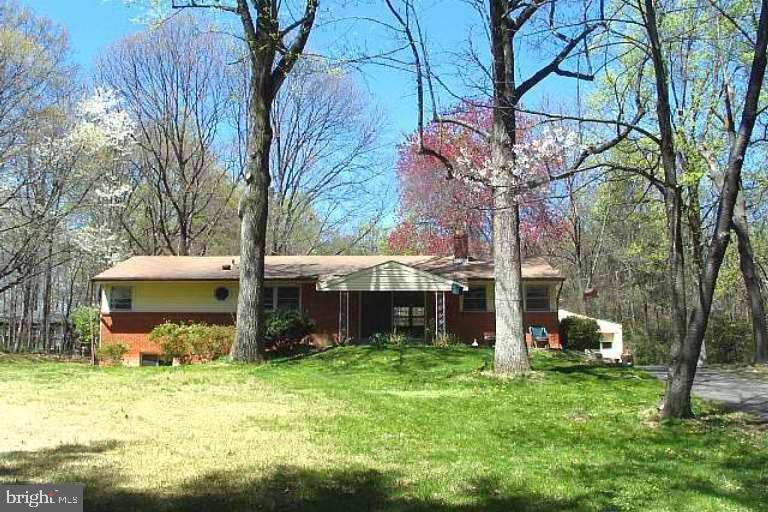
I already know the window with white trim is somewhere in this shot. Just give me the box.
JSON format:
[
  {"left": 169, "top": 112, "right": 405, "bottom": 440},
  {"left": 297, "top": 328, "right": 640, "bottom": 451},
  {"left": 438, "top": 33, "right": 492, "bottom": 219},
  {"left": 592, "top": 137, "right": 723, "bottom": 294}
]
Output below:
[
  {"left": 462, "top": 286, "right": 488, "bottom": 312},
  {"left": 263, "top": 286, "right": 300, "bottom": 311},
  {"left": 109, "top": 286, "right": 132, "bottom": 310},
  {"left": 525, "top": 286, "right": 550, "bottom": 312}
]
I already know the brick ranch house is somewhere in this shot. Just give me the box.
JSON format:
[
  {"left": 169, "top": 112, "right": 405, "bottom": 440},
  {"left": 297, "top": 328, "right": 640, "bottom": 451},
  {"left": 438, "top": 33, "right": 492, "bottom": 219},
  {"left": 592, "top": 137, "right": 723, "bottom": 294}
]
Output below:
[{"left": 93, "top": 251, "right": 565, "bottom": 366}]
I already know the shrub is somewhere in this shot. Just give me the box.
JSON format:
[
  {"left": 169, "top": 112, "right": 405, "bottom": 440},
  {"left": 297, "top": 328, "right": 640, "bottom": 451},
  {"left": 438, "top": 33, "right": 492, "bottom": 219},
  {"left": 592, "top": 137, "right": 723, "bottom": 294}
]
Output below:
[
  {"left": 264, "top": 308, "right": 315, "bottom": 350},
  {"left": 560, "top": 316, "right": 601, "bottom": 351},
  {"left": 71, "top": 306, "right": 99, "bottom": 347},
  {"left": 370, "top": 332, "right": 387, "bottom": 346},
  {"left": 192, "top": 324, "right": 235, "bottom": 360},
  {"left": 98, "top": 342, "right": 128, "bottom": 365},
  {"left": 386, "top": 331, "right": 406, "bottom": 346},
  {"left": 148, "top": 311, "right": 313, "bottom": 362},
  {"left": 623, "top": 322, "right": 668, "bottom": 365},
  {"left": 432, "top": 331, "right": 461, "bottom": 348},
  {"left": 149, "top": 322, "right": 235, "bottom": 363}
]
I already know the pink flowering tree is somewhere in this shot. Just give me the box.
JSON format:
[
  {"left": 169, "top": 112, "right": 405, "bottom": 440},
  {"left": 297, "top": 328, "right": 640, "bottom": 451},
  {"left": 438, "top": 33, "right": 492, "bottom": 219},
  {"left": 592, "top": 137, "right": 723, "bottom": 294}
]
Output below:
[{"left": 388, "top": 105, "right": 565, "bottom": 257}]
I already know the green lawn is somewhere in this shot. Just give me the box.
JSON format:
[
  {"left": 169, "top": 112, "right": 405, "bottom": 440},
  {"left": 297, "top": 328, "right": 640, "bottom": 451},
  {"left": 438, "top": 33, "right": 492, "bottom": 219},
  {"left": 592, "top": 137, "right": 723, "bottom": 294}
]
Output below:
[{"left": 0, "top": 347, "right": 766, "bottom": 511}]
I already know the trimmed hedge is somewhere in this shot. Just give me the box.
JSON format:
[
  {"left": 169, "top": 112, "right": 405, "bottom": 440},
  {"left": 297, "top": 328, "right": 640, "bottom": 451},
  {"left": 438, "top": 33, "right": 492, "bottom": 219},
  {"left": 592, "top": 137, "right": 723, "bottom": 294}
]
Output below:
[{"left": 149, "top": 323, "right": 234, "bottom": 364}]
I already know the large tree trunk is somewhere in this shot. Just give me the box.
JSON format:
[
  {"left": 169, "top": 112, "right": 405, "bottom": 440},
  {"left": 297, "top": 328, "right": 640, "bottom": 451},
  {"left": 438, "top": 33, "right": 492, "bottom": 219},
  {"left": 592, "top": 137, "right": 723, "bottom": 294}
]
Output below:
[
  {"left": 732, "top": 187, "right": 768, "bottom": 363},
  {"left": 232, "top": 73, "right": 273, "bottom": 362},
  {"left": 232, "top": 88, "right": 272, "bottom": 362},
  {"left": 493, "top": 190, "right": 530, "bottom": 374},
  {"left": 489, "top": 0, "right": 530, "bottom": 375},
  {"left": 662, "top": 0, "right": 768, "bottom": 418}
]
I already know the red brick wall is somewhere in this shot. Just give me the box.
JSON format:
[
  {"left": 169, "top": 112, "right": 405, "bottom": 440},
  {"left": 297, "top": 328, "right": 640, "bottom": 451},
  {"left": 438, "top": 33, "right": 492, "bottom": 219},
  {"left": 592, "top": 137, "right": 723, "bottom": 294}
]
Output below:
[
  {"left": 445, "top": 293, "right": 495, "bottom": 343},
  {"left": 442, "top": 294, "right": 561, "bottom": 348},
  {"left": 427, "top": 293, "right": 562, "bottom": 348},
  {"left": 301, "top": 283, "right": 342, "bottom": 344}
]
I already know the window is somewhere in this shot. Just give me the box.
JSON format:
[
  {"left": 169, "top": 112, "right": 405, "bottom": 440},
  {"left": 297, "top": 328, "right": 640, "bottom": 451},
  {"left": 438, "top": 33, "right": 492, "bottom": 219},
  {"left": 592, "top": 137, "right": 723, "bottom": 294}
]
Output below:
[
  {"left": 214, "top": 286, "right": 230, "bottom": 301},
  {"left": 393, "top": 306, "right": 410, "bottom": 327},
  {"left": 263, "top": 286, "right": 300, "bottom": 311},
  {"left": 109, "top": 286, "right": 132, "bottom": 310},
  {"left": 525, "top": 286, "right": 550, "bottom": 312},
  {"left": 462, "top": 286, "right": 487, "bottom": 312},
  {"left": 277, "top": 287, "right": 300, "bottom": 309},
  {"left": 140, "top": 353, "right": 171, "bottom": 366},
  {"left": 263, "top": 287, "right": 274, "bottom": 310},
  {"left": 601, "top": 342, "right": 613, "bottom": 350}
]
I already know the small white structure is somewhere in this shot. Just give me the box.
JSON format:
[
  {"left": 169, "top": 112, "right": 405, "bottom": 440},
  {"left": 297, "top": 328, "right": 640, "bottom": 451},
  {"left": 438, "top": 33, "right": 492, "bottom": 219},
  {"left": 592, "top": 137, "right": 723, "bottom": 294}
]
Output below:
[{"left": 558, "top": 309, "right": 624, "bottom": 362}]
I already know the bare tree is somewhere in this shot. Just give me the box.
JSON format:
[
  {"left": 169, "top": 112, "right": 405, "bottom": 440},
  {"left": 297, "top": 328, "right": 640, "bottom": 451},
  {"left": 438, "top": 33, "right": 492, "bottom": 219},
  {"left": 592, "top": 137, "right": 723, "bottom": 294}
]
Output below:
[
  {"left": 229, "top": 59, "right": 385, "bottom": 255},
  {"left": 95, "top": 15, "right": 236, "bottom": 256},
  {"left": 0, "top": 1, "right": 76, "bottom": 289}
]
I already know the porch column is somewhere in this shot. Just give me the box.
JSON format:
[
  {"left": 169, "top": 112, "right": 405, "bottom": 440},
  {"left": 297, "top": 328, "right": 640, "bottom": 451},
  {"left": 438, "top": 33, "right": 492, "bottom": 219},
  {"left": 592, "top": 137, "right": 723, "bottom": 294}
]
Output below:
[
  {"left": 338, "top": 291, "right": 350, "bottom": 343},
  {"left": 435, "top": 291, "right": 446, "bottom": 338}
]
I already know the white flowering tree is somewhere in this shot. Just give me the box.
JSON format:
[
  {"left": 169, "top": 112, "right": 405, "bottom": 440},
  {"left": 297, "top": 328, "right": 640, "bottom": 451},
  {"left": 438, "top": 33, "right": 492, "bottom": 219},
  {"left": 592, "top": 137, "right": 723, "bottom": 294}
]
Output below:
[
  {"left": 69, "top": 88, "right": 134, "bottom": 266},
  {"left": 1, "top": 87, "right": 133, "bottom": 285}
]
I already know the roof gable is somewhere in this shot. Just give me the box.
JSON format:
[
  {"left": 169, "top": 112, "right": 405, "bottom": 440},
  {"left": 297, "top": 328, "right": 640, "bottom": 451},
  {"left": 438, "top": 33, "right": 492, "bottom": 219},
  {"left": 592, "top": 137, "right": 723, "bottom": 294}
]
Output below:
[{"left": 316, "top": 260, "right": 466, "bottom": 292}]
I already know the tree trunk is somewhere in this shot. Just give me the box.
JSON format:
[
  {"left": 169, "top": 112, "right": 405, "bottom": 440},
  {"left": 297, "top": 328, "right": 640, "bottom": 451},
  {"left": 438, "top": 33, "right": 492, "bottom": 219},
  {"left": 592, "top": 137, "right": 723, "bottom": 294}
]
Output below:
[
  {"left": 643, "top": 0, "right": 692, "bottom": 416},
  {"left": 493, "top": 189, "right": 530, "bottom": 374},
  {"left": 732, "top": 188, "right": 768, "bottom": 363},
  {"left": 685, "top": 174, "right": 707, "bottom": 366},
  {"left": 488, "top": 0, "right": 530, "bottom": 375},
  {"left": 41, "top": 243, "right": 53, "bottom": 351},
  {"left": 662, "top": 0, "right": 768, "bottom": 418},
  {"left": 232, "top": 74, "right": 272, "bottom": 362}
]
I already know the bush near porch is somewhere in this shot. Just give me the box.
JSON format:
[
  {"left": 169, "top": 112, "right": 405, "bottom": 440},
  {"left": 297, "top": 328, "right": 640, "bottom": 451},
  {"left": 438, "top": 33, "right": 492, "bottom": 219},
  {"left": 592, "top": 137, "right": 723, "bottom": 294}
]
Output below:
[{"left": 0, "top": 347, "right": 765, "bottom": 511}]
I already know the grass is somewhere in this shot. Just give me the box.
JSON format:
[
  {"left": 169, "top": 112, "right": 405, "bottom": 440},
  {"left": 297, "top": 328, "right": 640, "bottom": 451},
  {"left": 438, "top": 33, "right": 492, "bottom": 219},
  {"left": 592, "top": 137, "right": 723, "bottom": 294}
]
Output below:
[{"left": 0, "top": 346, "right": 766, "bottom": 511}]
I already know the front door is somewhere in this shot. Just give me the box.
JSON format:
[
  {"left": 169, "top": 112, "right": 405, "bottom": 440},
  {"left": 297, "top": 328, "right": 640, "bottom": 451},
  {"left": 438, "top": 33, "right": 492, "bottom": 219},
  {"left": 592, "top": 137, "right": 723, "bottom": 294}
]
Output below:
[
  {"left": 361, "top": 292, "right": 393, "bottom": 338},
  {"left": 393, "top": 292, "right": 425, "bottom": 339}
]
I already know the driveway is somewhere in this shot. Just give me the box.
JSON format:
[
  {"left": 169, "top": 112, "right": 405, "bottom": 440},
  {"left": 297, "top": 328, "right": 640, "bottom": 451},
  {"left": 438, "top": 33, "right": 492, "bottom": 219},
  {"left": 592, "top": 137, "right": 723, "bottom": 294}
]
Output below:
[{"left": 641, "top": 366, "right": 768, "bottom": 421}]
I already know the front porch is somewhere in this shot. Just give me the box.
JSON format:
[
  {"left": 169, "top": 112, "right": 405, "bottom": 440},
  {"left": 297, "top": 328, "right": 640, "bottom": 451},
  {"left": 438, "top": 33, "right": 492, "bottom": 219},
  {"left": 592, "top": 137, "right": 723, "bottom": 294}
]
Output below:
[
  {"left": 316, "top": 260, "right": 460, "bottom": 343},
  {"left": 313, "top": 259, "right": 562, "bottom": 347}
]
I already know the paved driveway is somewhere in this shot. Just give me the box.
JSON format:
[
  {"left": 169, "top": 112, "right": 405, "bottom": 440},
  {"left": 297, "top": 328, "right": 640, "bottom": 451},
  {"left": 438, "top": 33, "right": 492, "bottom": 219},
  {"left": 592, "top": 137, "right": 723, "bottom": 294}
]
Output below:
[{"left": 641, "top": 366, "right": 768, "bottom": 421}]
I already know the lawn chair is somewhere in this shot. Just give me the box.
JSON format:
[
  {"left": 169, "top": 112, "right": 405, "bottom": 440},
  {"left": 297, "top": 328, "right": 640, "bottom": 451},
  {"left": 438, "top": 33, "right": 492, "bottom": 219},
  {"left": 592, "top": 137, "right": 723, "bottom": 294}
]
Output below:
[{"left": 528, "top": 325, "right": 549, "bottom": 349}]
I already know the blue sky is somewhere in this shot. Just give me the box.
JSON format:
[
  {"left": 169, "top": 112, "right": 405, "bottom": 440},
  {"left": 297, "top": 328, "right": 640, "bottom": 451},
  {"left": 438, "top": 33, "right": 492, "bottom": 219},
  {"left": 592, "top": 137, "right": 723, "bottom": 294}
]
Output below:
[
  {"left": 19, "top": 0, "right": 583, "bottom": 227},
  {"left": 19, "top": 0, "right": 581, "bottom": 138}
]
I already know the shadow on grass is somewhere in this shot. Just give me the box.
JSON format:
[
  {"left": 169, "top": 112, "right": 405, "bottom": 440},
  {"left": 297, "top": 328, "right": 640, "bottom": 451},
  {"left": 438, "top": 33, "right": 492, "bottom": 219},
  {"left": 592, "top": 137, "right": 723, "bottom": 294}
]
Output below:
[
  {"left": 546, "top": 363, "right": 651, "bottom": 381},
  {"left": 271, "top": 345, "right": 487, "bottom": 376},
  {"left": 1, "top": 441, "right": 586, "bottom": 512},
  {"left": 3, "top": 431, "right": 768, "bottom": 511}
]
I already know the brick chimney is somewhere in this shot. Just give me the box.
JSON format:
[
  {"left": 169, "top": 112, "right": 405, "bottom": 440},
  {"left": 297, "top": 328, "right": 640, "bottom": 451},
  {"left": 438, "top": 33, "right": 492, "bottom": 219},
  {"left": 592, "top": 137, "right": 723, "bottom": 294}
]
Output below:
[{"left": 453, "top": 229, "right": 469, "bottom": 262}]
